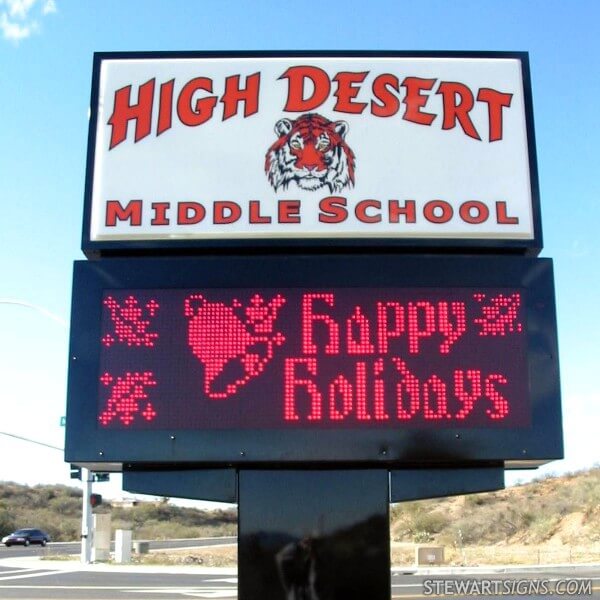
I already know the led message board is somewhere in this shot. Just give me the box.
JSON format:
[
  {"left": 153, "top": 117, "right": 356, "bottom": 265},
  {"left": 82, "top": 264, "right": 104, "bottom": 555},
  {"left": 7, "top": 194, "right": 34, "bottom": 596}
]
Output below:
[
  {"left": 98, "top": 288, "right": 527, "bottom": 430},
  {"left": 65, "top": 255, "right": 562, "bottom": 468},
  {"left": 82, "top": 51, "right": 542, "bottom": 256}
]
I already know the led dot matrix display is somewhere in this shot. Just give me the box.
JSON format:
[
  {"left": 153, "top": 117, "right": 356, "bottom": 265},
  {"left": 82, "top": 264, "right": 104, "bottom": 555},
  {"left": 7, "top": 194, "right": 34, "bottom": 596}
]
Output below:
[
  {"left": 65, "top": 256, "right": 563, "bottom": 467},
  {"left": 97, "top": 287, "right": 529, "bottom": 430}
]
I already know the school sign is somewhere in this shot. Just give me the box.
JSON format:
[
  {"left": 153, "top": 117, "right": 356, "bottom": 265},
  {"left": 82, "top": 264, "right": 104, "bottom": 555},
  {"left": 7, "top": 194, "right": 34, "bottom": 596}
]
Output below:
[{"left": 83, "top": 52, "right": 541, "bottom": 254}]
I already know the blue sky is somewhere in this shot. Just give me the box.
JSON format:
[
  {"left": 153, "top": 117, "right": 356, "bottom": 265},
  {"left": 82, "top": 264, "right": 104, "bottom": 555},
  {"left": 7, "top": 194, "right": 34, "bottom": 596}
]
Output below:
[{"left": 0, "top": 0, "right": 598, "bottom": 504}]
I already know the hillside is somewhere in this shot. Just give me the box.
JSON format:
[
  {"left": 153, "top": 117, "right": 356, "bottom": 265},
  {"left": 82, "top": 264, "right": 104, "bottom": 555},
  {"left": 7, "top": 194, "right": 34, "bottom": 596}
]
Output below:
[
  {"left": 0, "top": 482, "right": 236, "bottom": 542},
  {"left": 1, "top": 468, "right": 599, "bottom": 553},
  {"left": 390, "top": 467, "right": 600, "bottom": 547}
]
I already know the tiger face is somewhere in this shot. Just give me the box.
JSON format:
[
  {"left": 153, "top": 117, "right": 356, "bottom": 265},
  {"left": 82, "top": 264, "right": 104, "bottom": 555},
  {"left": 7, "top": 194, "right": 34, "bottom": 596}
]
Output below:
[{"left": 265, "top": 113, "right": 355, "bottom": 193}]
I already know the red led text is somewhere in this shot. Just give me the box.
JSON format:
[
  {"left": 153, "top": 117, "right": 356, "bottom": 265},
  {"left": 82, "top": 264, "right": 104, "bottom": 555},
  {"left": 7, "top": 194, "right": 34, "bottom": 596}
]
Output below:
[
  {"left": 98, "top": 289, "right": 525, "bottom": 429},
  {"left": 302, "top": 293, "right": 467, "bottom": 356},
  {"left": 284, "top": 358, "right": 509, "bottom": 423}
]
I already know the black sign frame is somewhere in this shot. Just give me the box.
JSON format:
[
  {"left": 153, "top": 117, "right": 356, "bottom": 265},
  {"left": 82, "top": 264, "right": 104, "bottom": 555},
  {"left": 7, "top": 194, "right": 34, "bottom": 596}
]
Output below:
[
  {"left": 65, "top": 255, "right": 561, "bottom": 470},
  {"left": 81, "top": 50, "right": 543, "bottom": 258}
]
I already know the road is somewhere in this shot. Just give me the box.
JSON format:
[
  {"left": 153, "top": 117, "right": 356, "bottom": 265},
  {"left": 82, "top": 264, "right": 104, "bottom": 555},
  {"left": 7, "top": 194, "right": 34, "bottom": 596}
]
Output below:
[
  {"left": 0, "top": 538, "right": 238, "bottom": 599},
  {"left": 0, "top": 564, "right": 238, "bottom": 599},
  {"left": 0, "top": 543, "right": 598, "bottom": 599},
  {"left": 0, "top": 565, "right": 598, "bottom": 599},
  {"left": 0, "top": 537, "right": 237, "bottom": 559}
]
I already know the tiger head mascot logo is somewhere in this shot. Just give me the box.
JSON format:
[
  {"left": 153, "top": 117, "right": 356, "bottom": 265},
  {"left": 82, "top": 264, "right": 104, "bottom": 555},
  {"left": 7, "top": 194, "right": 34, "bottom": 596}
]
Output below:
[{"left": 265, "top": 113, "right": 355, "bottom": 193}]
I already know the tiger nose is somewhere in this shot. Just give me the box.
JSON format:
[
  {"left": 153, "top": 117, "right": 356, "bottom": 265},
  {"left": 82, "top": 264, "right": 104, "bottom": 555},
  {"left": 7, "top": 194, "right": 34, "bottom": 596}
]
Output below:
[{"left": 304, "top": 164, "right": 318, "bottom": 172}]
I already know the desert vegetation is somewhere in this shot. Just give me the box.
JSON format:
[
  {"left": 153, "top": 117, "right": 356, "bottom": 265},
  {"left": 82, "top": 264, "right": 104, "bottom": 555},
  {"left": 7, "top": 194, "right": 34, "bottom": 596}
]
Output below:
[
  {"left": 389, "top": 467, "right": 600, "bottom": 547},
  {"left": 1, "top": 467, "right": 599, "bottom": 566},
  {"left": 0, "top": 482, "right": 236, "bottom": 542}
]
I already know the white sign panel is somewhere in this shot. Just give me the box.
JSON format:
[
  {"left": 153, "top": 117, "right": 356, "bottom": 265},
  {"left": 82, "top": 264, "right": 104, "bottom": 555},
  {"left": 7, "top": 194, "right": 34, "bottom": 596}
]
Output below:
[{"left": 85, "top": 53, "right": 539, "bottom": 247}]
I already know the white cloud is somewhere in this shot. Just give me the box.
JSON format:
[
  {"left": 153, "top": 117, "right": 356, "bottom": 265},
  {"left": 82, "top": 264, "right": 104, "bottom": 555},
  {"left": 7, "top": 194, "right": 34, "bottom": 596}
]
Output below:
[
  {"left": 0, "top": 0, "right": 56, "bottom": 43},
  {"left": 42, "top": 0, "right": 56, "bottom": 15},
  {"left": 0, "top": 12, "right": 35, "bottom": 40},
  {"left": 6, "top": 0, "right": 36, "bottom": 19}
]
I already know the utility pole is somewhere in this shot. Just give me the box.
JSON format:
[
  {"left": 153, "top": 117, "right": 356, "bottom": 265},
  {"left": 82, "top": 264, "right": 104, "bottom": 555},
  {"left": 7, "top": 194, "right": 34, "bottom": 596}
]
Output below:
[{"left": 80, "top": 468, "right": 93, "bottom": 564}]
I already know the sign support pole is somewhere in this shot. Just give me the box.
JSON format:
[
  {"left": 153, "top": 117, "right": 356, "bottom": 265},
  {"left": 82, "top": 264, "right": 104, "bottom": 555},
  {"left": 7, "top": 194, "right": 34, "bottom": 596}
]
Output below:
[
  {"left": 80, "top": 468, "right": 93, "bottom": 564},
  {"left": 238, "top": 469, "right": 390, "bottom": 600}
]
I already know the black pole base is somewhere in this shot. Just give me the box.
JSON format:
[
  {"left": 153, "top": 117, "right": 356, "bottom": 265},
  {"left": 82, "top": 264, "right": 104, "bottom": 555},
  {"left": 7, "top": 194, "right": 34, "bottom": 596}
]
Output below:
[{"left": 238, "top": 469, "right": 390, "bottom": 600}]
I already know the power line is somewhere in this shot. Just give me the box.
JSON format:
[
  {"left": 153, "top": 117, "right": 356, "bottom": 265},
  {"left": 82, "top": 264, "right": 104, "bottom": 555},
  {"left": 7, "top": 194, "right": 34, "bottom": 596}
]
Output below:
[
  {"left": 0, "top": 301, "right": 67, "bottom": 453},
  {"left": 0, "top": 431, "right": 63, "bottom": 452},
  {"left": 0, "top": 298, "right": 68, "bottom": 328}
]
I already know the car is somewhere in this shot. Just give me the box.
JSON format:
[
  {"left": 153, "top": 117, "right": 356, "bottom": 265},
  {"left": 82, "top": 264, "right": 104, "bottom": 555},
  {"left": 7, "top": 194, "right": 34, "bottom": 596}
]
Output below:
[{"left": 2, "top": 528, "right": 51, "bottom": 547}]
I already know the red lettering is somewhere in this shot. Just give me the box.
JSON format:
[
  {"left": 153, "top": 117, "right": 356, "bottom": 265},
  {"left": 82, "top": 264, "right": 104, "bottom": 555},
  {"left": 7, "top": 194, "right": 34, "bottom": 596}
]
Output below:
[
  {"left": 177, "top": 202, "right": 205, "bottom": 225},
  {"left": 436, "top": 81, "right": 481, "bottom": 140},
  {"left": 249, "top": 200, "right": 271, "bottom": 224},
  {"left": 105, "top": 200, "right": 142, "bottom": 226},
  {"left": 302, "top": 293, "right": 340, "bottom": 355},
  {"left": 373, "top": 359, "right": 390, "bottom": 420},
  {"left": 423, "top": 375, "right": 449, "bottom": 420},
  {"left": 485, "top": 374, "right": 509, "bottom": 419},
  {"left": 213, "top": 201, "right": 241, "bottom": 224},
  {"left": 371, "top": 74, "right": 400, "bottom": 117},
  {"left": 389, "top": 199, "right": 416, "bottom": 224},
  {"left": 333, "top": 71, "right": 368, "bottom": 114},
  {"left": 496, "top": 201, "right": 519, "bottom": 225},
  {"left": 220, "top": 73, "right": 260, "bottom": 120},
  {"left": 283, "top": 356, "right": 514, "bottom": 425},
  {"left": 437, "top": 302, "right": 466, "bottom": 354},
  {"left": 401, "top": 77, "right": 436, "bottom": 126},
  {"left": 392, "top": 359, "right": 420, "bottom": 420},
  {"left": 346, "top": 307, "right": 375, "bottom": 355},
  {"left": 157, "top": 79, "right": 174, "bottom": 137},
  {"left": 329, "top": 375, "right": 353, "bottom": 421},
  {"left": 278, "top": 200, "right": 301, "bottom": 223},
  {"left": 477, "top": 88, "right": 512, "bottom": 142},
  {"left": 407, "top": 301, "right": 436, "bottom": 354},
  {"left": 280, "top": 66, "right": 331, "bottom": 112},
  {"left": 151, "top": 202, "right": 170, "bottom": 225},
  {"left": 423, "top": 200, "right": 453, "bottom": 224},
  {"left": 319, "top": 196, "right": 347, "bottom": 223},
  {"left": 176, "top": 77, "right": 217, "bottom": 127},
  {"left": 454, "top": 370, "right": 482, "bottom": 420},
  {"left": 459, "top": 201, "right": 490, "bottom": 224},
  {"left": 108, "top": 80, "right": 155, "bottom": 149},
  {"left": 355, "top": 362, "right": 371, "bottom": 420},
  {"left": 355, "top": 199, "right": 382, "bottom": 223},
  {"left": 284, "top": 358, "right": 322, "bottom": 421},
  {"left": 376, "top": 302, "right": 404, "bottom": 354}
]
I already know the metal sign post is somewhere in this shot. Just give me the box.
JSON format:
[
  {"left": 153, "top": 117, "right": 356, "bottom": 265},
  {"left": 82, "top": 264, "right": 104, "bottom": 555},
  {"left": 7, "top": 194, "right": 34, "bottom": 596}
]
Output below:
[
  {"left": 239, "top": 470, "right": 390, "bottom": 600},
  {"left": 80, "top": 468, "right": 93, "bottom": 564}
]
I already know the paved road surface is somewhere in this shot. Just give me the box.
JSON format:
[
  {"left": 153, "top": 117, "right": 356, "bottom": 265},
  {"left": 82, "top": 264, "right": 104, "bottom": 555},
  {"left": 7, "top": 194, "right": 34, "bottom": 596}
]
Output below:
[
  {"left": 0, "top": 536, "right": 237, "bottom": 559},
  {"left": 0, "top": 564, "right": 237, "bottom": 599},
  {"left": 0, "top": 547, "right": 598, "bottom": 599},
  {"left": 0, "top": 566, "right": 598, "bottom": 599}
]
